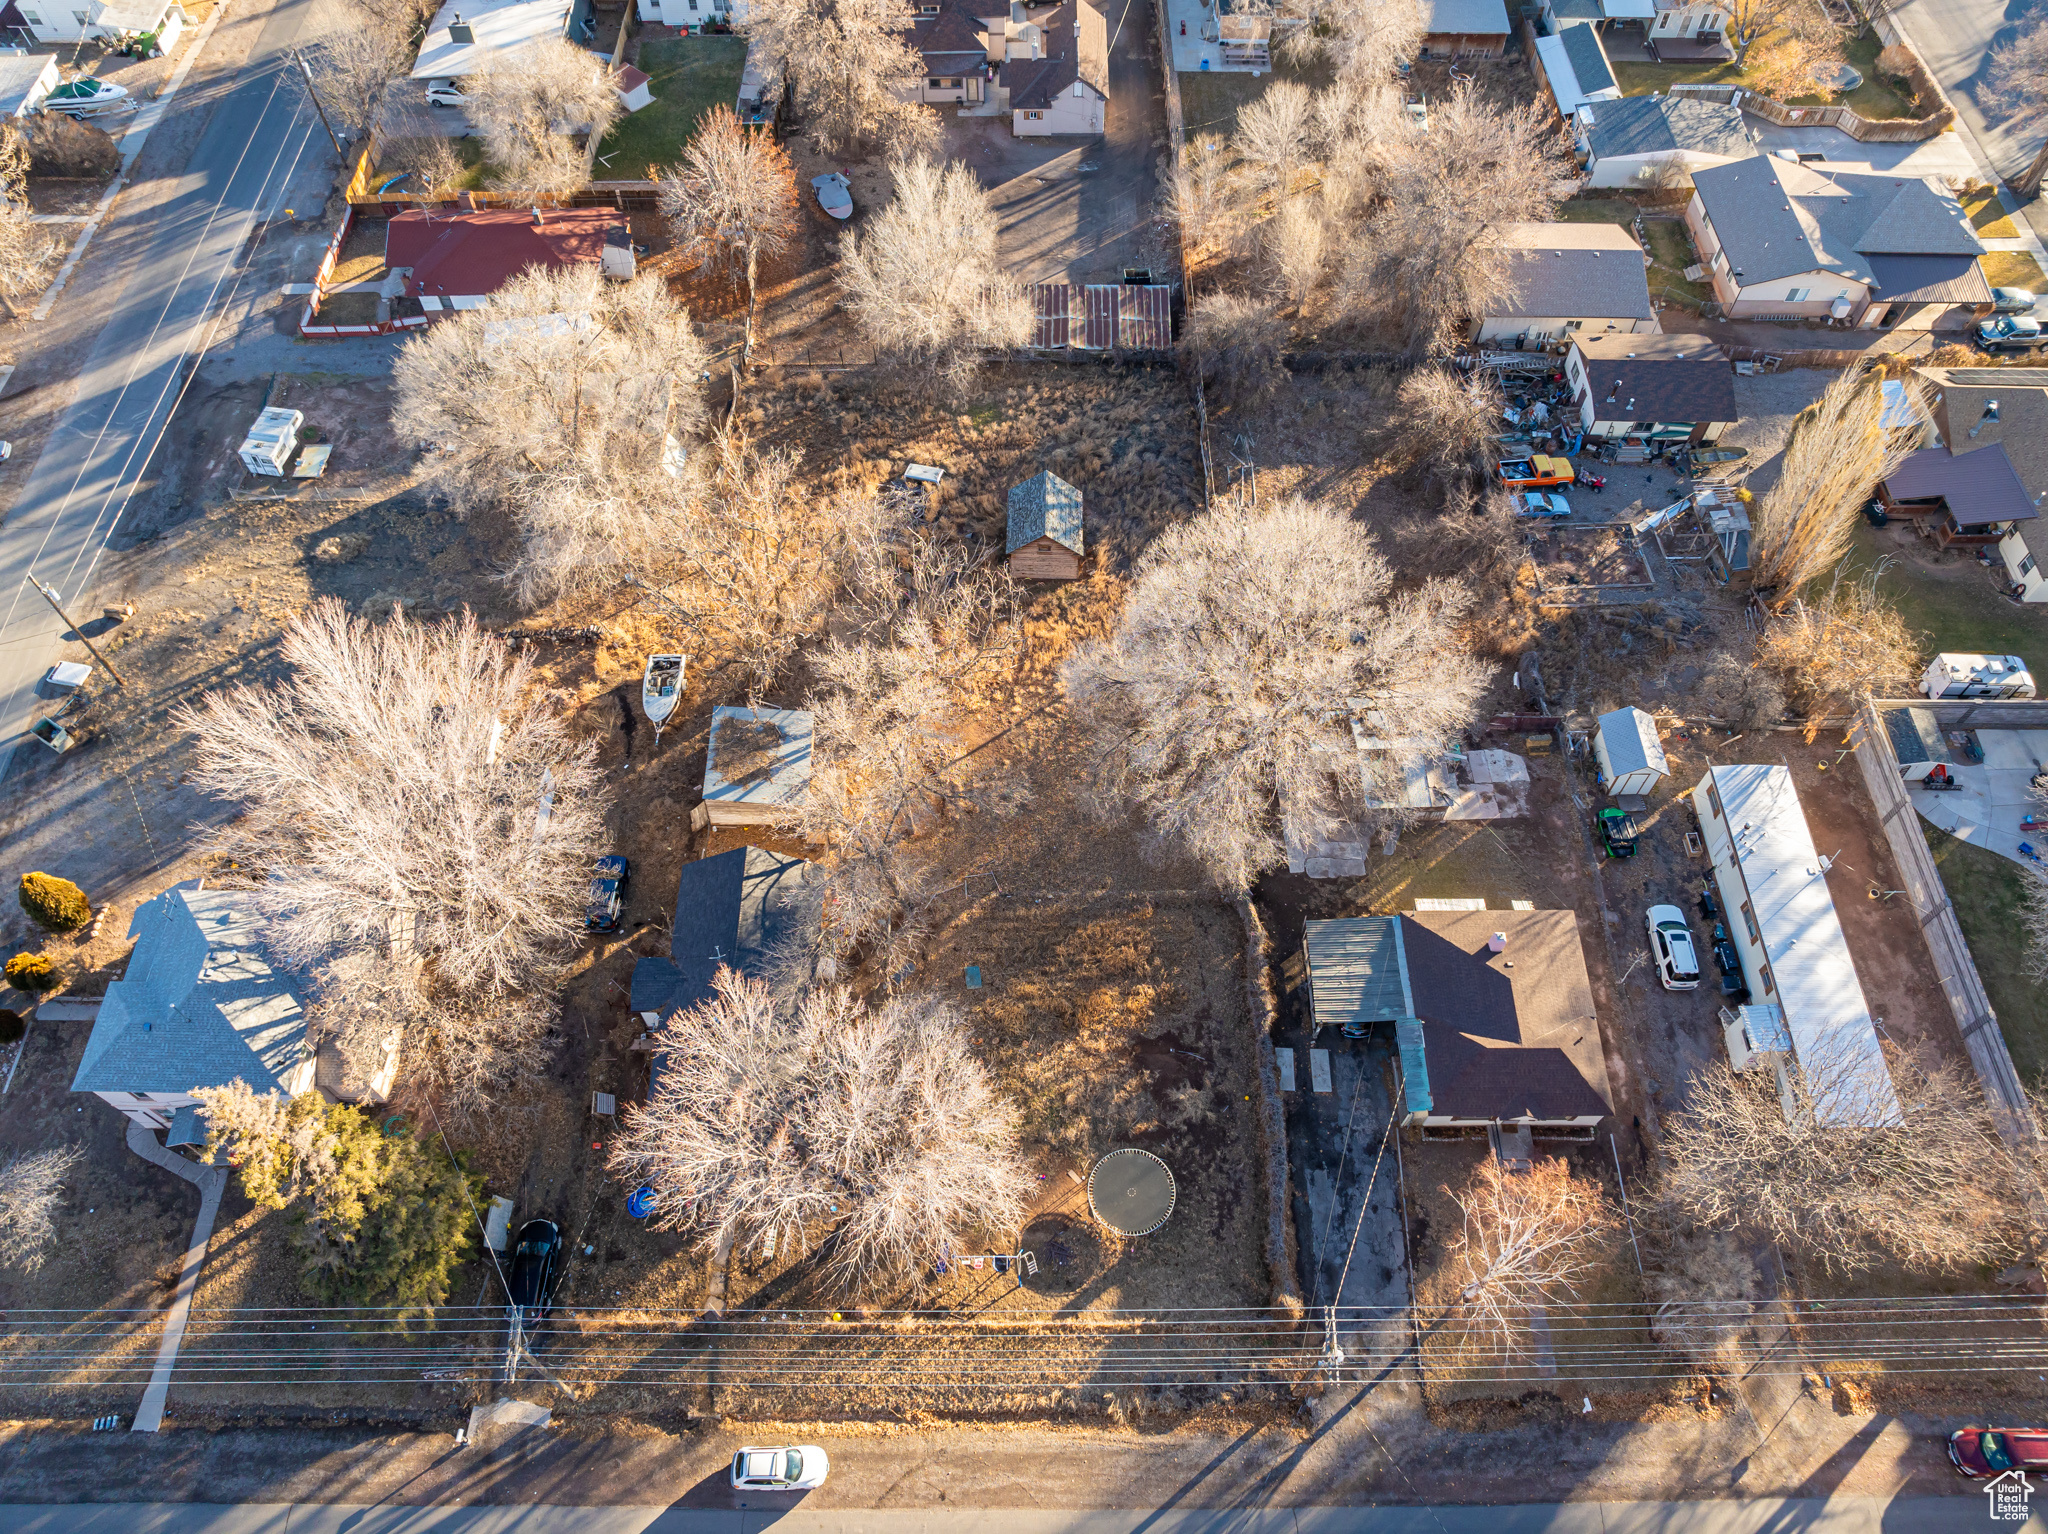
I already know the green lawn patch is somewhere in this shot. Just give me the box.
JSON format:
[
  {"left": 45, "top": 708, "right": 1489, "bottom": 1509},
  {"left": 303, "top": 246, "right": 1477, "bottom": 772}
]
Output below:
[
  {"left": 1922, "top": 825, "right": 2048, "bottom": 1086},
  {"left": 1853, "top": 524, "right": 2048, "bottom": 657},
  {"left": 1553, "top": 199, "right": 1707, "bottom": 309},
  {"left": 1964, "top": 193, "right": 2019, "bottom": 239},
  {"left": 1178, "top": 55, "right": 1332, "bottom": 141},
  {"left": 595, "top": 36, "right": 747, "bottom": 180},
  {"left": 371, "top": 135, "right": 487, "bottom": 194},
  {"left": 1610, "top": 27, "right": 1914, "bottom": 119},
  {"left": 1982, "top": 250, "right": 2047, "bottom": 291}
]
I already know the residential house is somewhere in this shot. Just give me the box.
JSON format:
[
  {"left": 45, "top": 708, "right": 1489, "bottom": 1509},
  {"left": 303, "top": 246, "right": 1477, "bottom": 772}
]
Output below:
[
  {"left": 904, "top": 0, "right": 1106, "bottom": 138},
  {"left": 1575, "top": 94, "right": 1753, "bottom": 189},
  {"left": 385, "top": 208, "right": 629, "bottom": 311},
  {"left": 0, "top": 51, "right": 58, "bottom": 117},
  {"left": 700, "top": 705, "right": 813, "bottom": 828},
  {"left": 1686, "top": 155, "right": 1988, "bottom": 330},
  {"left": 1421, "top": 0, "right": 1510, "bottom": 58},
  {"left": 1643, "top": 0, "right": 1732, "bottom": 57},
  {"left": 1473, "top": 222, "right": 1655, "bottom": 346},
  {"left": 630, "top": 847, "right": 814, "bottom": 1030},
  {"left": 13, "top": 0, "right": 183, "bottom": 46},
  {"left": 70, "top": 883, "right": 400, "bottom": 1145},
  {"left": 1884, "top": 367, "right": 2048, "bottom": 585},
  {"left": 412, "top": 0, "right": 575, "bottom": 89},
  {"left": 1565, "top": 332, "right": 1737, "bottom": 445},
  {"left": 1692, "top": 765, "right": 1901, "bottom": 1127},
  {"left": 1533, "top": 22, "right": 1620, "bottom": 117},
  {"left": 1301, "top": 909, "right": 1612, "bottom": 1133},
  {"left": 1007, "top": 470, "right": 1084, "bottom": 578},
  {"left": 637, "top": 0, "right": 733, "bottom": 25}
]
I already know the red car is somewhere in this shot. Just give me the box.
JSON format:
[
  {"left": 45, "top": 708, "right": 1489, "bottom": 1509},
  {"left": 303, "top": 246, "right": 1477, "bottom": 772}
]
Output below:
[{"left": 1949, "top": 1426, "right": 2048, "bottom": 1478}]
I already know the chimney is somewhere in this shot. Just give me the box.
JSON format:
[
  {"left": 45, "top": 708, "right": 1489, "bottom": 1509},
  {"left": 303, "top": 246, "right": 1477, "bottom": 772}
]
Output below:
[
  {"left": 1489, "top": 932, "right": 1508, "bottom": 954},
  {"left": 1970, "top": 400, "right": 1999, "bottom": 439}
]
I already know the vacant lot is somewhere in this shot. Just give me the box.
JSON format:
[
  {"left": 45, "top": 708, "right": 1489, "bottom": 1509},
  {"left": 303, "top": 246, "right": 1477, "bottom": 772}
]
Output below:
[{"left": 596, "top": 36, "right": 747, "bottom": 181}]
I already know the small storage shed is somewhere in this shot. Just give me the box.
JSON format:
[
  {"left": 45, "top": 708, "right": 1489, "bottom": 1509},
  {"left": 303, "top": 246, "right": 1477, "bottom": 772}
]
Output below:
[
  {"left": 1882, "top": 705, "right": 1947, "bottom": 782},
  {"left": 701, "top": 705, "right": 813, "bottom": 827},
  {"left": 613, "top": 64, "right": 653, "bottom": 113},
  {"left": 1593, "top": 707, "right": 1668, "bottom": 799},
  {"left": 1006, "top": 471, "right": 1083, "bottom": 580},
  {"left": 1920, "top": 653, "right": 2036, "bottom": 700}
]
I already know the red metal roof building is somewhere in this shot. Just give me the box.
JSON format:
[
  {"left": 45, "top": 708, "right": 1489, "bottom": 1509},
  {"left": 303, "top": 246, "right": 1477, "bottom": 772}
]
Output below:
[{"left": 385, "top": 208, "right": 621, "bottom": 309}]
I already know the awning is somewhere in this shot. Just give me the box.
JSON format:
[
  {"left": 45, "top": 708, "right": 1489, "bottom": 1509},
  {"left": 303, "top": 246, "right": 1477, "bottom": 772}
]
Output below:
[
  {"left": 1865, "top": 252, "right": 1991, "bottom": 307},
  {"left": 166, "top": 1103, "right": 207, "bottom": 1148}
]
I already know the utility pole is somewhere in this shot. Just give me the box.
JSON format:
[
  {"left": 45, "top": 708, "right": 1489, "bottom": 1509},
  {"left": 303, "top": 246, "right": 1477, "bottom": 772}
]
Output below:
[
  {"left": 25, "top": 575, "right": 126, "bottom": 685},
  {"left": 288, "top": 50, "right": 348, "bottom": 160}
]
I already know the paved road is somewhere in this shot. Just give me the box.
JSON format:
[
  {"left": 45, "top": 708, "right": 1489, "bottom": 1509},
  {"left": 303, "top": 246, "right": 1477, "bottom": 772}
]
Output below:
[
  {"left": 4, "top": 1497, "right": 2038, "bottom": 1532},
  {"left": 1887, "top": 0, "right": 2043, "bottom": 187},
  {"left": 0, "top": 0, "right": 320, "bottom": 784}
]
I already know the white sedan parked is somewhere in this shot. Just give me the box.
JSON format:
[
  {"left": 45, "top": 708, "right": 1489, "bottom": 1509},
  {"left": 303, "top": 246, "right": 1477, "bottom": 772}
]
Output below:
[
  {"left": 730, "top": 1444, "right": 829, "bottom": 1491},
  {"left": 1646, "top": 904, "right": 1701, "bottom": 991}
]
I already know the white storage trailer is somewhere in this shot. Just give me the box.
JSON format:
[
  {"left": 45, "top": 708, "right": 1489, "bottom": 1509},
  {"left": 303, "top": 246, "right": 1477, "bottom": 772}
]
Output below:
[
  {"left": 239, "top": 407, "right": 303, "bottom": 478},
  {"left": 1593, "top": 706, "right": 1669, "bottom": 798},
  {"left": 1920, "top": 653, "right": 2035, "bottom": 700}
]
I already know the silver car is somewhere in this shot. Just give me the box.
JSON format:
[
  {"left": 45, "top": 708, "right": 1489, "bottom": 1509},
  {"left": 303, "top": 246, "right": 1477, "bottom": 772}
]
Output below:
[{"left": 1647, "top": 903, "right": 1701, "bottom": 991}]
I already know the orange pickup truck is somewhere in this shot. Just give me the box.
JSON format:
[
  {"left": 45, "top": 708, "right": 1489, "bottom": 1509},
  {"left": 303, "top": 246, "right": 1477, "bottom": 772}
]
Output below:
[{"left": 1495, "top": 455, "right": 1576, "bottom": 488}]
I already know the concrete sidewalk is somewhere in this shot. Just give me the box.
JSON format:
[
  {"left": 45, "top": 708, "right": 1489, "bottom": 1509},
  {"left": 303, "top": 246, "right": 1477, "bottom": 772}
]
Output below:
[
  {"left": 5, "top": 1496, "right": 2037, "bottom": 1532},
  {"left": 124, "top": 1120, "right": 230, "bottom": 1434}
]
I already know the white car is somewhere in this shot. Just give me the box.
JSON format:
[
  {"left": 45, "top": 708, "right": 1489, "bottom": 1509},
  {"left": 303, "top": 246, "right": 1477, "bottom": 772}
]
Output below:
[
  {"left": 425, "top": 84, "right": 469, "bottom": 108},
  {"left": 730, "top": 1444, "right": 829, "bottom": 1491},
  {"left": 1647, "top": 904, "right": 1701, "bottom": 991}
]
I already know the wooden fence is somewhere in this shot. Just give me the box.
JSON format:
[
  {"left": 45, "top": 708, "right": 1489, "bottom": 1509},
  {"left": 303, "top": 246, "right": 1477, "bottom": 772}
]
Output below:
[
  {"left": 1667, "top": 81, "right": 1952, "bottom": 143},
  {"left": 1848, "top": 696, "right": 2036, "bottom": 1141}
]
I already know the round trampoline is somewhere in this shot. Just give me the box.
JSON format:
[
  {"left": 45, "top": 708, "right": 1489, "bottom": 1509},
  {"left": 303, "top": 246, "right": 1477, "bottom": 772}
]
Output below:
[{"left": 1087, "top": 1148, "right": 1177, "bottom": 1237}]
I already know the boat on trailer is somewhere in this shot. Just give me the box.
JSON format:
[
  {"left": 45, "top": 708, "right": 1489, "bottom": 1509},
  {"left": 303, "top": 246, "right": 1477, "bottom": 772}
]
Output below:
[{"left": 642, "top": 654, "right": 686, "bottom": 742}]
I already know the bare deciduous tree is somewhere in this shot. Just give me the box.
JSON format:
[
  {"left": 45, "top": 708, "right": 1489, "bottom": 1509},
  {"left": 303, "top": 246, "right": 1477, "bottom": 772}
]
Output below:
[
  {"left": 0, "top": 126, "right": 55, "bottom": 318},
  {"left": 1644, "top": 1223, "right": 1761, "bottom": 1367},
  {"left": 1442, "top": 1156, "right": 1617, "bottom": 1351},
  {"left": 1366, "top": 365, "right": 1503, "bottom": 509},
  {"left": 608, "top": 968, "right": 1034, "bottom": 1287},
  {"left": 175, "top": 603, "right": 608, "bottom": 1102},
  {"left": 468, "top": 38, "right": 621, "bottom": 203},
  {"left": 1699, "top": 647, "right": 1787, "bottom": 730},
  {"left": 1751, "top": 370, "right": 1920, "bottom": 597},
  {"left": 297, "top": 4, "right": 413, "bottom": 141},
  {"left": 838, "top": 156, "right": 1031, "bottom": 384},
  {"left": 742, "top": 0, "right": 938, "bottom": 156},
  {"left": 1335, "top": 87, "right": 1562, "bottom": 357},
  {"left": 663, "top": 432, "right": 893, "bottom": 702},
  {"left": 1182, "top": 291, "right": 1289, "bottom": 408},
  {"left": 393, "top": 264, "right": 710, "bottom": 604},
  {"left": 1063, "top": 496, "right": 1487, "bottom": 892},
  {"left": 1722, "top": 0, "right": 1810, "bottom": 66},
  {"left": 1262, "top": 0, "right": 1426, "bottom": 84},
  {"left": 1657, "top": 1037, "right": 2026, "bottom": 1274},
  {"left": 1159, "top": 133, "right": 1249, "bottom": 274},
  {"left": 0, "top": 1145, "right": 85, "bottom": 1271},
  {"left": 1987, "top": 8, "right": 2048, "bottom": 193},
  {"left": 660, "top": 105, "right": 799, "bottom": 356},
  {"left": 799, "top": 538, "right": 1022, "bottom": 972},
  {"left": 1754, "top": 562, "right": 1920, "bottom": 726}
]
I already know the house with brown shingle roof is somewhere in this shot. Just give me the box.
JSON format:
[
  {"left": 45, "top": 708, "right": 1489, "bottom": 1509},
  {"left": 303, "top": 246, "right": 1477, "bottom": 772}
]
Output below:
[
  {"left": 901, "top": 0, "right": 1106, "bottom": 136},
  {"left": 1885, "top": 366, "right": 2048, "bottom": 573},
  {"left": 1301, "top": 909, "right": 1612, "bottom": 1132}
]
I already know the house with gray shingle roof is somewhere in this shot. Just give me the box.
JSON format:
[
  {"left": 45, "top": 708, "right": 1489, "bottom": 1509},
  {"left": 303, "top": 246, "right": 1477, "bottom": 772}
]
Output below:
[
  {"left": 1006, "top": 470, "right": 1084, "bottom": 579},
  {"left": 1474, "top": 222, "right": 1656, "bottom": 345},
  {"left": 70, "top": 883, "right": 397, "bottom": 1142},
  {"left": 1686, "top": 155, "right": 1988, "bottom": 331},
  {"left": 901, "top": 0, "right": 1107, "bottom": 137},
  {"left": 1576, "top": 95, "right": 1753, "bottom": 189}
]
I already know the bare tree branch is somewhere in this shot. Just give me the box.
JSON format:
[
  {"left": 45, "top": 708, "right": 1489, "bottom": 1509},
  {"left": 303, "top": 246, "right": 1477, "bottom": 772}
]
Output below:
[
  {"left": 467, "top": 38, "right": 620, "bottom": 203},
  {"left": 0, "top": 1146, "right": 85, "bottom": 1272},
  {"left": 1443, "top": 1156, "right": 1618, "bottom": 1352},
  {"left": 1751, "top": 371, "right": 1921, "bottom": 598}
]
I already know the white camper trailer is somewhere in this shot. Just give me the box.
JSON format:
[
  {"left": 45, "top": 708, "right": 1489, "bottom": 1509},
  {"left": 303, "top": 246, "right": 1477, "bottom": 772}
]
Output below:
[
  {"left": 1919, "top": 653, "right": 2035, "bottom": 700},
  {"left": 239, "top": 408, "right": 303, "bottom": 478}
]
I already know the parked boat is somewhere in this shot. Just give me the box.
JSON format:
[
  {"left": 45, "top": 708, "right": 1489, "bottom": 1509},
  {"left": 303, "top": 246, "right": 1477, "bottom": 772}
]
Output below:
[{"left": 642, "top": 655, "right": 686, "bottom": 743}]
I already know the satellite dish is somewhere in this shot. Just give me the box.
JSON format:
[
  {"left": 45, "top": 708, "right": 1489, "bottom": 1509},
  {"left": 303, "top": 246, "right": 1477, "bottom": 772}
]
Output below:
[{"left": 1087, "top": 1149, "right": 1176, "bottom": 1236}]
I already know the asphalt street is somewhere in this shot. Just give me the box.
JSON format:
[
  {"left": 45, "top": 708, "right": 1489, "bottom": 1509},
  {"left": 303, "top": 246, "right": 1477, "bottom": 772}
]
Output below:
[
  {"left": 1887, "top": 0, "right": 2044, "bottom": 186},
  {"left": 0, "top": 0, "right": 322, "bottom": 784},
  {"left": 3, "top": 1497, "right": 2038, "bottom": 1533}
]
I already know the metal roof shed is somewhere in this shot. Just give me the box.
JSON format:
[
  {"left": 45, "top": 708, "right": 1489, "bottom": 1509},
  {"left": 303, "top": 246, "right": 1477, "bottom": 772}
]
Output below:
[{"left": 1593, "top": 707, "right": 1668, "bottom": 798}]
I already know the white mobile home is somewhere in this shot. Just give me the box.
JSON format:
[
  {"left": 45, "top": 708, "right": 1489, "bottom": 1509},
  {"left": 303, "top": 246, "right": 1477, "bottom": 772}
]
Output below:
[
  {"left": 1691, "top": 765, "right": 1901, "bottom": 1127},
  {"left": 1593, "top": 706, "right": 1668, "bottom": 799}
]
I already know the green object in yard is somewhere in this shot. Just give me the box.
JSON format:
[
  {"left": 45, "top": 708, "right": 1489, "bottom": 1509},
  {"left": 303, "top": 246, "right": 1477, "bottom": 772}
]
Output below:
[{"left": 965, "top": 965, "right": 982, "bottom": 988}]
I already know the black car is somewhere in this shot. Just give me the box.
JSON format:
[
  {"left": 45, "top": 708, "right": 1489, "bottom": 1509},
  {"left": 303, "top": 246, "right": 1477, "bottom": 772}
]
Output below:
[
  {"left": 1712, "top": 939, "right": 1750, "bottom": 1001},
  {"left": 585, "top": 854, "right": 630, "bottom": 933},
  {"left": 506, "top": 1218, "right": 562, "bottom": 1321}
]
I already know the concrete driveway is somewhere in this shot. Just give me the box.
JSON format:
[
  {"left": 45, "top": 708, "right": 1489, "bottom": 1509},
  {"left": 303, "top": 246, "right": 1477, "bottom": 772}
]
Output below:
[
  {"left": 1739, "top": 112, "right": 1981, "bottom": 181},
  {"left": 1888, "top": 0, "right": 2045, "bottom": 187},
  {"left": 1909, "top": 724, "right": 2048, "bottom": 872},
  {"left": 937, "top": 0, "right": 1170, "bottom": 285}
]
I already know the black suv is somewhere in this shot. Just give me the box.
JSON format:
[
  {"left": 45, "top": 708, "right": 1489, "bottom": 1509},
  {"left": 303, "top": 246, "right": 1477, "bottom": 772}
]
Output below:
[{"left": 506, "top": 1218, "right": 563, "bottom": 1322}]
